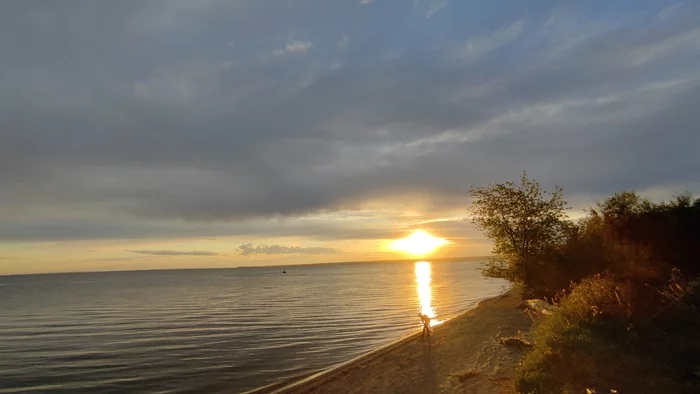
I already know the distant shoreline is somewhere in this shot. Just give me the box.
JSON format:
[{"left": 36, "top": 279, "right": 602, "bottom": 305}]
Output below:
[
  {"left": 247, "top": 286, "right": 529, "bottom": 394},
  {"left": 235, "top": 255, "right": 491, "bottom": 269},
  {"left": 0, "top": 256, "right": 491, "bottom": 277}
]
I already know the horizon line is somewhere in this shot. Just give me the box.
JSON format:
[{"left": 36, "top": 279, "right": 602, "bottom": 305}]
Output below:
[{"left": 0, "top": 255, "right": 492, "bottom": 278}]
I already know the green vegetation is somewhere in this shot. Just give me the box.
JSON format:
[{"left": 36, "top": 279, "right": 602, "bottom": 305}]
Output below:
[
  {"left": 468, "top": 171, "right": 569, "bottom": 294},
  {"left": 469, "top": 175, "right": 700, "bottom": 393}
]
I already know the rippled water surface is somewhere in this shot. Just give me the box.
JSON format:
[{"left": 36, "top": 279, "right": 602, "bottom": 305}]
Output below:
[{"left": 0, "top": 260, "right": 508, "bottom": 393}]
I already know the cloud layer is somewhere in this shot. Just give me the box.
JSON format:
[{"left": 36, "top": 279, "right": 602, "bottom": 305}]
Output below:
[
  {"left": 237, "top": 244, "right": 338, "bottom": 256},
  {"left": 0, "top": 0, "right": 699, "bottom": 247}
]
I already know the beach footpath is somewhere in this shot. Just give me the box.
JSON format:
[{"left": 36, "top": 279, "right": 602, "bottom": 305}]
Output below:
[{"left": 252, "top": 288, "right": 531, "bottom": 394}]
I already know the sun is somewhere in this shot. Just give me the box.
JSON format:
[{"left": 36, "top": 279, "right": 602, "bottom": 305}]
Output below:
[{"left": 389, "top": 230, "right": 450, "bottom": 256}]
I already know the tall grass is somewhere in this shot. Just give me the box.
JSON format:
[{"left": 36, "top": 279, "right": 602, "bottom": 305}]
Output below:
[
  {"left": 512, "top": 193, "right": 700, "bottom": 393},
  {"left": 515, "top": 276, "right": 699, "bottom": 393}
]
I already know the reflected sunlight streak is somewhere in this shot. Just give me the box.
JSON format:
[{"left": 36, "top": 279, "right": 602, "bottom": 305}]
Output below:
[{"left": 415, "top": 261, "right": 443, "bottom": 327}]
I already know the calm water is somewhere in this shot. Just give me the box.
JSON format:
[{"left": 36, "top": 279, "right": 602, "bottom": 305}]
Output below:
[{"left": 0, "top": 260, "right": 509, "bottom": 393}]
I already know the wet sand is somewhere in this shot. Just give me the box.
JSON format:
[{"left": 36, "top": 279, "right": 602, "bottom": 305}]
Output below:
[{"left": 251, "top": 288, "right": 531, "bottom": 394}]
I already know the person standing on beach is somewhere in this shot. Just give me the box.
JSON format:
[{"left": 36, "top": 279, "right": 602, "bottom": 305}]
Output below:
[{"left": 418, "top": 313, "right": 431, "bottom": 337}]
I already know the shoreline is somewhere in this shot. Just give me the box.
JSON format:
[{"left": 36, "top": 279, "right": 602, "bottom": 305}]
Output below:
[
  {"left": 246, "top": 314, "right": 442, "bottom": 394},
  {"left": 247, "top": 287, "right": 528, "bottom": 394}
]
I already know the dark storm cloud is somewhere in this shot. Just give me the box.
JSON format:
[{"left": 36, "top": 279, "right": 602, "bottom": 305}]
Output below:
[
  {"left": 1, "top": 0, "right": 699, "bottom": 241},
  {"left": 126, "top": 250, "right": 219, "bottom": 256},
  {"left": 237, "top": 243, "right": 338, "bottom": 256}
]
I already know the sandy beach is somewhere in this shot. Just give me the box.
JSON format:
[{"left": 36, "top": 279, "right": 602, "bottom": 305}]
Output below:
[{"left": 251, "top": 288, "right": 531, "bottom": 394}]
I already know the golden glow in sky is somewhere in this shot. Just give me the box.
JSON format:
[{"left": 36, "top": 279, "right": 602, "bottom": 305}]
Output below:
[{"left": 390, "top": 230, "right": 449, "bottom": 256}]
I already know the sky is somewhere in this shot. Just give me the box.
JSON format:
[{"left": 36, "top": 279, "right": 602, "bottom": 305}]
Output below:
[{"left": 1, "top": 0, "right": 699, "bottom": 275}]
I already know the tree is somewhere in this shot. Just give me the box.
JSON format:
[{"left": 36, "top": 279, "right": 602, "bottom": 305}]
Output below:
[{"left": 467, "top": 172, "right": 569, "bottom": 290}]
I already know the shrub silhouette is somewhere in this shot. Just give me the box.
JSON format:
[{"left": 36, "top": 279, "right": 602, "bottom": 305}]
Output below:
[{"left": 468, "top": 177, "right": 700, "bottom": 392}]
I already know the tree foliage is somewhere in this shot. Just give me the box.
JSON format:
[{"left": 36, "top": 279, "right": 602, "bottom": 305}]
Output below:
[
  {"left": 468, "top": 174, "right": 700, "bottom": 391},
  {"left": 515, "top": 191, "right": 700, "bottom": 393},
  {"left": 467, "top": 171, "right": 569, "bottom": 290}
]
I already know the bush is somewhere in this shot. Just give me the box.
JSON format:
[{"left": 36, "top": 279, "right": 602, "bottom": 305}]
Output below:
[
  {"left": 516, "top": 276, "right": 700, "bottom": 394},
  {"left": 523, "top": 192, "right": 700, "bottom": 299},
  {"left": 468, "top": 177, "right": 700, "bottom": 392},
  {"left": 468, "top": 172, "right": 570, "bottom": 296}
]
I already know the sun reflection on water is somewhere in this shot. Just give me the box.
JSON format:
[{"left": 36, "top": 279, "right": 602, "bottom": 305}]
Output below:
[{"left": 415, "top": 261, "right": 443, "bottom": 327}]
